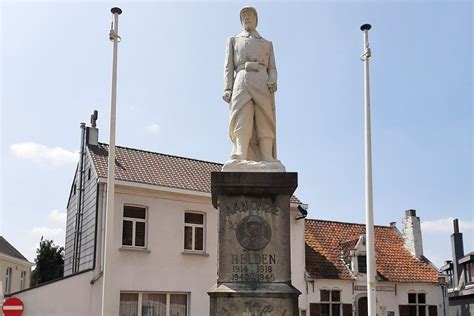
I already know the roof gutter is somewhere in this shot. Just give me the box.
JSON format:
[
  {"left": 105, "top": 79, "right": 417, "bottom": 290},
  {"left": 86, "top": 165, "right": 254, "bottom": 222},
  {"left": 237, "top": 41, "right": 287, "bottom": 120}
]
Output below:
[
  {"left": 97, "top": 177, "right": 211, "bottom": 198},
  {"left": 0, "top": 254, "right": 34, "bottom": 267},
  {"left": 97, "top": 177, "right": 302, "bottom": 208}
]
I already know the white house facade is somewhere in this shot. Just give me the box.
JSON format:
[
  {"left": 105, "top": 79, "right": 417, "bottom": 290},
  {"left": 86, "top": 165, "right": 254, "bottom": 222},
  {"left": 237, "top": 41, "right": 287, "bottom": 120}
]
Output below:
[
  {"left": 303, "top": 211, "right": 446, "bottom": 316},
  {"left": 0, "top": 236, "right": 33, "bottom": 300}
]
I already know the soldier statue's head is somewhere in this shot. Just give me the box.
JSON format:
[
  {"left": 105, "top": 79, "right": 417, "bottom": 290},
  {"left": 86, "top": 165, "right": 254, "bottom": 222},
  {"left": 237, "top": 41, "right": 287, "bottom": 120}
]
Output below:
[{"left": 240, "top": 6, "right": 258, "bottom": 32}]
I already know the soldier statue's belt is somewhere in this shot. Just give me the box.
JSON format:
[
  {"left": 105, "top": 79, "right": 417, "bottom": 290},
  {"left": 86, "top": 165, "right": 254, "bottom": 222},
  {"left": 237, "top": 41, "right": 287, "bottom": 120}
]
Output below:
[{"left": 236, "top": 62, "right": 266, "bottom": 73}]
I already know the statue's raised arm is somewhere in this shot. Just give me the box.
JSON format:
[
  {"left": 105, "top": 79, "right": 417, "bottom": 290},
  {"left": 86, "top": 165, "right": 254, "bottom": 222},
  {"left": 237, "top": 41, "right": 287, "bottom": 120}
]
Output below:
[{"left": 222, "top": 7, "right": 285, "bottom": 172}]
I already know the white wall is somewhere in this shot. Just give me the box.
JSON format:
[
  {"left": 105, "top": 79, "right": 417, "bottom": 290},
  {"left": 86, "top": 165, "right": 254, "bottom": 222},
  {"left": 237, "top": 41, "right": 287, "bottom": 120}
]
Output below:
[
  {"left": 304, "top": 279, "right": 443, "bottom": 316},
  {"left": 0, "top": 255, "right": 32, "bottom": 295},
  {"left": 290, "top": 207, "right": 307, "bottom": 312},
  {"left": 107, "top": 187, "right": 218, "bottom": 315},
  {"left": 12, "top": 270, "right": 102, "bottom": 316},
  {"left": 106, "top": 185, "right": 306, "bottom": 315}
]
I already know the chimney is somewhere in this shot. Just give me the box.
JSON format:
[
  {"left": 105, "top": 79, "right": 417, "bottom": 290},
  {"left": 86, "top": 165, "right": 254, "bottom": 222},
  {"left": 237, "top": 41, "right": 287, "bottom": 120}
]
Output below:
[
  {"left": 451, "top": 218, "right": 464, "bottom": 289},
  {"left": 86, "top": 110, "right": 99, "bottom": 146},
  {"left": 402, "top": 209, "right": 424, "bottom": 259}
]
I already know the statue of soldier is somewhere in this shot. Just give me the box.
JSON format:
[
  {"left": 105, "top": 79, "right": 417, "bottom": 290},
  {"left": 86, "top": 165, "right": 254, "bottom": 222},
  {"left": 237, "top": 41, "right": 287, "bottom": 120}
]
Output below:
[{"left": 223, "top": 7, "right": 281, "bottom": 169}]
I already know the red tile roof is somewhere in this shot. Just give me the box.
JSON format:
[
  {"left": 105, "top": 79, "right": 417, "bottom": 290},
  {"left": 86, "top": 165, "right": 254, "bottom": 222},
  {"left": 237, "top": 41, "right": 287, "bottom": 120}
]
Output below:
[
  {"left": 339, "top": 236, "right": 360, "bottom": 260},
  {"left": 305, "top": 219, "right": 439, "bottom": 283},
  {"left": 88, "top": 143, "right": 301, "bottom": 204}
]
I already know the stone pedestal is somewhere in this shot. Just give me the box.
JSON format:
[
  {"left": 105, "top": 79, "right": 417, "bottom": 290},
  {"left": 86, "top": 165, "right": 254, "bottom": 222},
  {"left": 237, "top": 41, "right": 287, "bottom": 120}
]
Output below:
[{"left": 208, "top": 172, "right": 300, "bottom": 316}]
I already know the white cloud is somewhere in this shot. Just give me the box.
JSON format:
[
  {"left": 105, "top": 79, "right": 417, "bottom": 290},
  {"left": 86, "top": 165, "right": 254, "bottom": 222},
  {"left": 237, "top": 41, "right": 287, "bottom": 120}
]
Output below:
[
  {"left": 31, "top": 227, "right": 64, "bottom": 238},
  {"left": 421, "top": 217, "right": 474, "bottom": 233},
  {"left": 48, "top": 209, "right": 67, "bottom": 223},
  {"left": 10, "top": 142, "right": 77, "bottom": 166},
  {"left": 146, "top": 123, "right": 160, "bottom": 135}
]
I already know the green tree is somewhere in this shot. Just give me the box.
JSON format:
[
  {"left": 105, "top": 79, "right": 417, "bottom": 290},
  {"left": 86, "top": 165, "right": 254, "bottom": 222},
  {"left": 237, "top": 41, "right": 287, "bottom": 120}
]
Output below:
[{"left": 30, "top": 237, "right": 64, "bottom": 286}]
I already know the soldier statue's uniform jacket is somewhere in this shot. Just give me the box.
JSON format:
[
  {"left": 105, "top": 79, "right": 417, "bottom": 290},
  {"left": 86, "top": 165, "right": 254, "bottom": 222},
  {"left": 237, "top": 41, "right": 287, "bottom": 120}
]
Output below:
[{"left": 224, "top": 30, "right": 278, "bottom": 161}]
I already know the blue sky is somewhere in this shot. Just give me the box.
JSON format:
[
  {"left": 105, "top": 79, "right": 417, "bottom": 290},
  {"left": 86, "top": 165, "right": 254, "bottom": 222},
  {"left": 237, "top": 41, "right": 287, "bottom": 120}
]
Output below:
[{"left": 1, "top": 1, "right": 472, "bottom": 268}]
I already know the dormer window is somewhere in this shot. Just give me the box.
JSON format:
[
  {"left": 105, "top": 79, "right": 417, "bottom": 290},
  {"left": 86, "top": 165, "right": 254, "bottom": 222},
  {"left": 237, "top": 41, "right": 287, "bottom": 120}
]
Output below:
[
  {"left": 340, "top": 235, "right": 368, "bottom": 275},
  {"left": 358, "top": 255, "right": 367, "bottom": 274}
]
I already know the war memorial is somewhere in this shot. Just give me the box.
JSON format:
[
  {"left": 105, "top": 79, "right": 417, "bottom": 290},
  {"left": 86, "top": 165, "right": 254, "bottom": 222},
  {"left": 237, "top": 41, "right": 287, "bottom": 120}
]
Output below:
[
  {"left": 4, "top": 5, "right": 447, "bottom": 316},
  {"left": 208, "top": 6, "right": 301, "bottom": 315}
]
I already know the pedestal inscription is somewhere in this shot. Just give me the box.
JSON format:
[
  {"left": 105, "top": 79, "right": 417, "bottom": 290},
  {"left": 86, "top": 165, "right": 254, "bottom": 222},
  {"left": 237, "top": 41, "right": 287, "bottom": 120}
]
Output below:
[
  {"left": 218, "top": 195, "right": 291, "bottom": 284},
  {"left": 208, "top": 172, "right": 300, "bottom": 316}
]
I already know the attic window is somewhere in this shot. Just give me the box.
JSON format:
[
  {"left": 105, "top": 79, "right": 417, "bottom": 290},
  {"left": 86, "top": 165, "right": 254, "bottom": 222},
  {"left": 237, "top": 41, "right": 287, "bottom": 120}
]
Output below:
[
  {"left": 88, "top": 168, "right": 91, "bottom": 180},
  {"left": 358, "top": 255, "right": 367, "bottom": 274}
]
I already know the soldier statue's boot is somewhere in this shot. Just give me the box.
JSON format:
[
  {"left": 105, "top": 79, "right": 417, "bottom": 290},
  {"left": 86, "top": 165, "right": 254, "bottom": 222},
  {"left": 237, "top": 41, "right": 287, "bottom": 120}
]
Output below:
[
  {"left": 259, "top": 138, "right": 274, "bottom": 161},
  {"left": 231, "top": 137, "right": 249, "bottom": 161}
]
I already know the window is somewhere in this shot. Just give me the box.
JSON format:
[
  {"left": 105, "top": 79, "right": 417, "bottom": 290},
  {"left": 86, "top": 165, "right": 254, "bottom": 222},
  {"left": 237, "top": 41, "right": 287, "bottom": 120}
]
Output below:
[
  {"left": 20, "top": 271, "right": 26, "bottom": 290},
  {"left": 465, "top": 261, "right": 474, "bottom": 284},
  {"left": 120, "top": 292, "right": 188, "bottom": 316},
  {"left": 408, "top": 293, "right": 427, "bottom": 316},
  {"left": 445, "top": 268, "right": 454, "bottom": 288},
  {"left": 122, "top": 205, "right": 147, "bottom": 248},
  {"left": 357, "top": 255, "right": 367, "bottom": 274},
  {"left": 320, "top": 290, "right": 341, "bottom": 316},
  {"left": 5, "top": 267, "right": 12, "bottom": 294},
  {"left": 184, "top": 212, "right": 205, "bottom": 252}
]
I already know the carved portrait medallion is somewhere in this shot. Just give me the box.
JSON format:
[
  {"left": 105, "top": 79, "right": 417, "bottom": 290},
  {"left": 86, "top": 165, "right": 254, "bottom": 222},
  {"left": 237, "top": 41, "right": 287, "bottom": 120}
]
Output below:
[{"left": 236, "top": 215, "right": 272, "bottom": 250}]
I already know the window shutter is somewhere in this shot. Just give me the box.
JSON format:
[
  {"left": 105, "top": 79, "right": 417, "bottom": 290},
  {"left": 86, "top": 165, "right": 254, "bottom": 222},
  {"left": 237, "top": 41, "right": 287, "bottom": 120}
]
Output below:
[
  {"left": 428, "top": 306, "right": 438, "bottom": 316},
  {"left": 343, "top": 304, "right": 352, "bottom": 316},
  {"left": 310, "top": 303, "right": 321, "bottom": 316},
  {"left": 399, "top": 305, "right": 410, "bottom": 316}
]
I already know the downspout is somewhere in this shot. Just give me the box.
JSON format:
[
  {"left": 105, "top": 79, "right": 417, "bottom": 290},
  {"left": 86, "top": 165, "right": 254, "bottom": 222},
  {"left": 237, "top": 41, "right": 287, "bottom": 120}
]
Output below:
[
  {"left": 73, "top": 122, "right": 87, "bottom": 273},
  {"left": 90, "top": 182, "right": 107, "bottom": 284}
]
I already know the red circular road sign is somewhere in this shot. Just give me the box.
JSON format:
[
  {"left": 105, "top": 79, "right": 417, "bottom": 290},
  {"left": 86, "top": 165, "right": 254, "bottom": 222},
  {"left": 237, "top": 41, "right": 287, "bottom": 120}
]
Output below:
[{"left": 2, "top": 297, "right": 24, "bottom": 316}]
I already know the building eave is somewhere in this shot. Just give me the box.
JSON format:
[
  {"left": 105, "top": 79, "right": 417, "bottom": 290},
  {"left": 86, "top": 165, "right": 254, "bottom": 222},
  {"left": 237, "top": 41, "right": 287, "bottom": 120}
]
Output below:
[
  {"left": 0, "top": 253, "right": 34, "bottom": 267},
  {"left": 97, "top": 177, "right": 301, "bottom": 208}
]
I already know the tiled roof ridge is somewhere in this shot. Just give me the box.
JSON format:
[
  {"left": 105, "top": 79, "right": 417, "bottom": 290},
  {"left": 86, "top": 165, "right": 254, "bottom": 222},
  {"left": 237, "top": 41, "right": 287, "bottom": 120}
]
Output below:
[
  {"left": 305, "top": 218, "right": 393, "bottom": 229},
  {"left": 95, "top": 142, "right": 223, "bottom": 167},
  {"left": 340, "top": 236, "right": 361, "bottom": 245}
]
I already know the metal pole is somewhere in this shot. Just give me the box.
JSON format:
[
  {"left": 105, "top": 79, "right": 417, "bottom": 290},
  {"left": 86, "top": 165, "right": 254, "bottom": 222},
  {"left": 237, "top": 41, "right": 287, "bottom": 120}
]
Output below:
[
  {"left": 102, "top": 7, "right": 122, "bottom": 316},
  {"left": 360, "top": 23, "right": 377, "bottom": 316}
]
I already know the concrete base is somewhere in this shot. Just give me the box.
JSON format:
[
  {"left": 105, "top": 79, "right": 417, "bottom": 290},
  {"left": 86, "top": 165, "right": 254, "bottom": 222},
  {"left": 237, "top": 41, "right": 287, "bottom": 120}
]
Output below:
[
  {"left": 209, "top": 283, "right": 300, "bottom": 315},
  {"left": 209, "top": 172, "right": 300, "bottom": 315}
]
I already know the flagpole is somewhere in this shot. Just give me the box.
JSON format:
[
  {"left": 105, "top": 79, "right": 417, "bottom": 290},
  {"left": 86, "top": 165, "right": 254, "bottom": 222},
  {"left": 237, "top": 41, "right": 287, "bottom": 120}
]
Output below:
[
  {"left": 360, "top": 23, "right": 377, "bottom": 316},
  {"left": 102, "top": 7, "right": 122, "bottom": 316}
]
